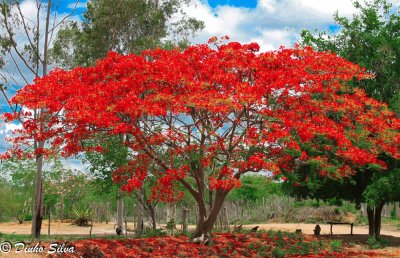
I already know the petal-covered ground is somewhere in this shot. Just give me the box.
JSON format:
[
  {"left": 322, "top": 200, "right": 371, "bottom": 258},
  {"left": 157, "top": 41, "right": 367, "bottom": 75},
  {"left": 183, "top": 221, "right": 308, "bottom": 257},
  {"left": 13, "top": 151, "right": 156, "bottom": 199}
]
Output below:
[{"left": 48, "top": 231, "right": 392, "bottom": 257}]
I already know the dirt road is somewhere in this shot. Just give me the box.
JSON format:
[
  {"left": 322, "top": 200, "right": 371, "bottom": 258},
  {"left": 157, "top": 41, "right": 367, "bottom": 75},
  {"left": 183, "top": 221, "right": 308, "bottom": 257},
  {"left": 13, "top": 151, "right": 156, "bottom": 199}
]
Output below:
[{"left": 1, "top": 221, "right": 400, "bottom": 237}]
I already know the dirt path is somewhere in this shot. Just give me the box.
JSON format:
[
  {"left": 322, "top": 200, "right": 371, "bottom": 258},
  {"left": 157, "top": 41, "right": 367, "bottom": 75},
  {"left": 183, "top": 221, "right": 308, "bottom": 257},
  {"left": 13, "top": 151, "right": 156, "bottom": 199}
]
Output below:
[
  {"left": 244, "top": 223, "right": 400, "bottom": 237},
  {"left": 1, "top": 221, "right": 400, "bottom": 237},
  {"left": 0, "top": 221, "right": 125, "bottom": 236}
]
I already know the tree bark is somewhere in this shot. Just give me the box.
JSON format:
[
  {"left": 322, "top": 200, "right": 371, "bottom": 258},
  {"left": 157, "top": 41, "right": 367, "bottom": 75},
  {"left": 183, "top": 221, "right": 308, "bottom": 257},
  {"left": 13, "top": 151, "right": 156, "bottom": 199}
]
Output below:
[
  {"left": 367, "top": 203, "right": 385, "bottom": 237},
  {"left": 367, "top": 205, "right": 375, "bottom": 236},
  {"left": 135, "top": 202, "right": 144, "bottom": 236},
  {"left": 374, "top": 202, "right": 384, "bottom": 237},
  {"left": 31, "top": 0, "right": 51, "bottom": 240},
  {"left": 182, "top": 207, "right": 189, "bottom": 232},
  {"left": 60, "top": 194, "right": 64, "bottom": 222},
  {"left": 31, "top": 141, "right": 44, "bottom": 239},
  {"left": 150, "top": 207, "right": 157, "bottom": 231},
  {"left": 116, "top": 189, "right": 124, "bottom": 235},
  {"left": 48, "top": 207, "right": 51, "bottom": 236},
  {"left": 192, "top": 190, "right": 229, "bottom": 240}
]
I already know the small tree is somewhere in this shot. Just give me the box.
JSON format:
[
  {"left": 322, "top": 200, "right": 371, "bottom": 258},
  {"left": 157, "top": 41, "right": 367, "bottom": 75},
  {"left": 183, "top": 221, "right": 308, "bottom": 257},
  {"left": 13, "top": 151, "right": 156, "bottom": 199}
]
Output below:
[
  {"left": 297, "top": 0, "right": 400, "bottom": 237},
  {"left": 0, "top": 0, "right": 80, "bottom": 239}
]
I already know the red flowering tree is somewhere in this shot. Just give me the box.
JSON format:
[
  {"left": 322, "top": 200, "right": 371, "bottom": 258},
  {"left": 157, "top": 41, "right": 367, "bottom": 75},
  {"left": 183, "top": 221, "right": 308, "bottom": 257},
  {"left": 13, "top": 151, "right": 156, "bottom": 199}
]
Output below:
[
  {"left": 280, "top": 86, "right": 400, "bottom": 237},
  {"left": 4, "top": 38, "right": 400, "bottom": 239}
]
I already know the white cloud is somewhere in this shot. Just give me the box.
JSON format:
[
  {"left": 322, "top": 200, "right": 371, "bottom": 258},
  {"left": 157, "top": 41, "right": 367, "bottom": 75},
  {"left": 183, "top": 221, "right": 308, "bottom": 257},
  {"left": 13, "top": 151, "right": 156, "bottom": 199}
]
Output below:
[
  {"left": 259, "top": 0, "right": 277, "bottom": 12},
  {"left": 5, "top": 123, "right": 22, "bottom": 133},
  {"left": 249, "top": 29, "right": 293, "bottom": 51},
  {"left": 0, "top": 0, "right": 82, "bottom": 89},
  {"left": 182, "top": 0, "right": 398, "bottom": 51},
  {"left": 67, "top": 1, "right": 87, "bottom": 9},
  {"left": 62, "top": 158, "right": 88, "bottom": 172},
  {"left": 297, "top": 0, "right": 356, "bottom": 15}
]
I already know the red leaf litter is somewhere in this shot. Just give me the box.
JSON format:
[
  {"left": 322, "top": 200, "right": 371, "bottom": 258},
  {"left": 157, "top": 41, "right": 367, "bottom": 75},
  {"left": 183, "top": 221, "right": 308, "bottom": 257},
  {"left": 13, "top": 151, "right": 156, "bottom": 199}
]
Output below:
[{"left": 48, "top": 233, "right": 391, "bottom": 258}]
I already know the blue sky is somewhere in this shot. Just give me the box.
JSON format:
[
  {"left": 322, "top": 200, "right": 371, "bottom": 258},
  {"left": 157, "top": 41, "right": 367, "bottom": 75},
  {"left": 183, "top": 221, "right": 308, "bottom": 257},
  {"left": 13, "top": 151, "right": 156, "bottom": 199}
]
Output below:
[
  {"left": 208, "top": 0, "right": 258, "bottom": 8},
  {"left": 56, "top": 0, "right": 400, "bottom": 51}
]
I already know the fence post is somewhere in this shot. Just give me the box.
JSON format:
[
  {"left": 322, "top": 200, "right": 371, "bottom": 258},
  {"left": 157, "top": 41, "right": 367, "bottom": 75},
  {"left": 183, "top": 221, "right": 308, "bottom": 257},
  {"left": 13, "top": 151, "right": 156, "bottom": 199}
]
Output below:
[{"left": 182, "top": 207, "right": 189, "bottom": 232}]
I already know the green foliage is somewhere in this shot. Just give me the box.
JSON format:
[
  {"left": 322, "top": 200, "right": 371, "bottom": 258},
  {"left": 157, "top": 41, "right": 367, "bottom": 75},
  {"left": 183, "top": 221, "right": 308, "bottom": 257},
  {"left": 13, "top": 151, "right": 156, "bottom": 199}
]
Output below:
[
  {"left": 83, "top": 134, "right": 129, "bottom": 190},
  {"left": 0, "top": 158, "right": 37, "bottom": 222},
  {"left": 52, "top": 0, "right": 204, "bottom": 68},
  {"left": 251, "top": 230, "right": 327, "bottom": 257},
  {"left": 0, "top": 184, "right": 29, "bottom": 223},
  {"left": 72, "top": 205, "right": 93, "bottom": 227},
  {"left": 300, "top": 0, "right": 400, "bottom": 111},
  {"left": 367, "top": 236, "right": 388, "bottom": 249},
  {"left": 363, "top": 169, "right": 400, "bottom": 207},
  {"left": 227, "top": 175, "right": 283, "bottom": 202},
  {"left": 329, "top": 240, "right": 343, "bottom": 252},
  {"left": 390, "top": 204, "right": 397, "bottom": 219},
  {"left": 141, "top": 228, "right": 167, "bottom": 238}
]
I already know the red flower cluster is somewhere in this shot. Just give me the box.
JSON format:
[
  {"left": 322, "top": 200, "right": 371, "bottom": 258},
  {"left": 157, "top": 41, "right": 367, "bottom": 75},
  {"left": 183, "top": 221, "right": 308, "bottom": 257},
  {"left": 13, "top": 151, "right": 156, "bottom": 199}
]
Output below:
[{"left": 3, "top": 38, "right": 399, "bottom": 200}]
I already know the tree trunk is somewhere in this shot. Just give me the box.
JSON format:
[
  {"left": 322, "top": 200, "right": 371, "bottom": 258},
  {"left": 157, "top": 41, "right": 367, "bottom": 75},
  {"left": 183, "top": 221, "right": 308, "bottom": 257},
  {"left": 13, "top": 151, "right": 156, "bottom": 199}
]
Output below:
[
  {"left": 209, "top": 190, "right": 213, "bottom": 211},
  {"left": 116, "top": 189, "right": 124, "bottom": 235},
  {"left": 192, "top": 197, "right": 207, "bottom": 238},
  {"left": 192, "top": 190, "right": 229, "bottom": 241},
  {"left": 31, "top": 0, "right": 51, "bottom": 240},
  {"left": 60, "top": 194, "right": 64, "bottom": 222},
  {"left": 135, "top": 202, "right": 144, "bottom": 236},
  {"left": 182, "top": 207, "right": 189, "bottom": 232},
  {"left": 367, "top": 203, "right": 385, "bottom": 237},
  {"left": 374, "top": 202, "right": 384, "bottom": 237},
  {"left": 150, "top": 207, "right": 157, "bottom": 231},
  {"left": 367, "top": 205, "right": 375, "bottom": 236},
  {"left": 48, "top": 207, "right": 51, "bottom": 235},
  {"left": 31, "top": 141, "right": 44, "bottom": 239}
]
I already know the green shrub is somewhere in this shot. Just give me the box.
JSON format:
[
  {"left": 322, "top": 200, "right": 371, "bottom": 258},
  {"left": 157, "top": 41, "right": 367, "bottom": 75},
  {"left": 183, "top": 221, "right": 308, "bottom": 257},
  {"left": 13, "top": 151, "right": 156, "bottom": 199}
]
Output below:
[
  {"left": 142, "top": 228, "right": 167, "bottom": 237},
  {"left": 329, "top": 240, "right": 342, "bottom": 252},
  {"left": 72, "top": 206, "right": 92, "bottom": 226},
  {"left": 367, "top": 236, "right": 388, "bottom": 249},
  {"left": 24, "top": 214, "right": 32, "bottom": 221},
  {"left": 271, "top": 246, "right": 287, "bottom": 257}
]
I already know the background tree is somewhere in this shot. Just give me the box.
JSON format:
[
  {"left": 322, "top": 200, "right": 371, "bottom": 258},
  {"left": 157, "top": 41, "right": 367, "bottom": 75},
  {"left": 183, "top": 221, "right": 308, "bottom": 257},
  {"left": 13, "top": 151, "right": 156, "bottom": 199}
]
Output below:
[
  {"left": 51, "top": 0, "right": 204, "bottom": 69},
  {"left": 44, "top": 164, "right": 91, "bottom": 223},
  {"left": 0, "top": 158, "right": 35, "bottom": 224},
  {"left": 297, "top": 0, "right": 400, "bottom": 237},
  {"left": 300, "top": 0, "right": 400, "bottom": 112},
  {"left": 83, "top": 134, "right": 129, "bottom": 235},
  {"left": 0, "top": 0, "right": 79, "bottom": 239},
  {"left": 227, "top": 175, "right": 283, "bottom": 203}
]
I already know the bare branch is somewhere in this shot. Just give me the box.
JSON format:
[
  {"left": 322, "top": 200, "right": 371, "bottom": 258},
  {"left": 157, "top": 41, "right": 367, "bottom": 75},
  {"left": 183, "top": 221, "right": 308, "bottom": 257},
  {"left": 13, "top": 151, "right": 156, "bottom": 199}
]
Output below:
[
  {"left": 42, "top": 0, "right": 51, "bottom": 76},
  {"left": 9, "top": 51, "right": 30, "bottom": 85},
  {"left": 16, "top": 2, "right": 43, "bottom": 64},
  {"left": 48, "top": 8, "right": 57, "bottom": 46},
  {"left": 4, "top": 67, "right": 23, "bottom": 88},
  {"left": 35, "top": 0, "right": 41, "bottom": 73},
  {"left": 0, "top": 88, "right": 16, "bottom": 113},
  {"left": 0, "top": 7, "right": 36, "bottom": 76},
  {"left": 47, "top": 0, "right": 80, "bottom": 35}
]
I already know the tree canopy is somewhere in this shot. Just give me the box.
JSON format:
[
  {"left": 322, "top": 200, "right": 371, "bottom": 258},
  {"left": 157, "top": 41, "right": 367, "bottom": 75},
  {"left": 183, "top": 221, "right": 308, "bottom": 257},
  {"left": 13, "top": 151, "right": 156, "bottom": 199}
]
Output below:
[
  {"left": 296, "top": 0, "right": 400, "bottom": 237},
  {"left": 4, "top": 39, "right": 400, "bottom": 237},
  {"left": 300, "top": 0, "right": 400, "bottom": 112},
  {"left": 52, "top": 0, "right": 204, "bottom": 69}
]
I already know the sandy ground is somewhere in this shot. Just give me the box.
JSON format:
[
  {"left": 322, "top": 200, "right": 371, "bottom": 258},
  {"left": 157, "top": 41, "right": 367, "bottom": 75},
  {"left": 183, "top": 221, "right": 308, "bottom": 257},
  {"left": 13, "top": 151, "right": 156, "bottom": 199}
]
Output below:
[
  {"left": 0, "top": 221, "right": 134, "bottom": 236},
  {"left": 245, "top": 223, "right": 400, "bottom": 237},
  {"left": 1, "top": 221, "right": 400, "bottom": 237}
]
